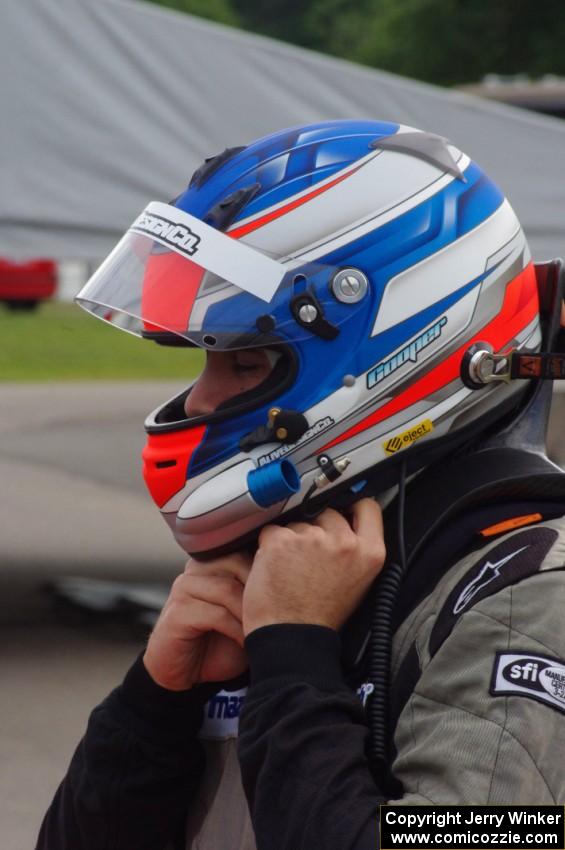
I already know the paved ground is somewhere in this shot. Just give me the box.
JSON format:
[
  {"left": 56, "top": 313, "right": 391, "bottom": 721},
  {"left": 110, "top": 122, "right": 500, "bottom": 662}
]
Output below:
[
  {"left": 1, "top": 382, "right": 564, "bottom": 849},
  {"left": 2, "top": 625, "right": 142, "bottom": 850},
  {"left": 1, "top": 382, "right": 184, "bottom": 849}
]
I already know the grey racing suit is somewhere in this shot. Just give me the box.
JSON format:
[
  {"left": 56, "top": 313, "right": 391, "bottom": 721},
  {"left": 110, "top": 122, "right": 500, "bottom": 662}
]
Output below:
[{"left": 184, "top": 515, "right": 565, "bottom": 849}]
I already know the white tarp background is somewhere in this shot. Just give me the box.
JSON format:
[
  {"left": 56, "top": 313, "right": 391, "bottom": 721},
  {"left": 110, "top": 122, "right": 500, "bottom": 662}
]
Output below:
[{"left": 1, "top": 0, "right": 565, "bottom": 264}]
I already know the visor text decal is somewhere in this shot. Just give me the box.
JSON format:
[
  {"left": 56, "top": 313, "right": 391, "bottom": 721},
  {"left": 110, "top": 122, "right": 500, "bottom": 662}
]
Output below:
[{"left": 132, "top": 211, "right": 201, "bottom": 257}]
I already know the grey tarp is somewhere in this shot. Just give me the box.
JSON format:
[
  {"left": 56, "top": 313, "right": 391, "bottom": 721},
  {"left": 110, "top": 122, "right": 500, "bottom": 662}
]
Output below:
[{"left": 1, "top": 0, "right": 565, "bottom": 263}]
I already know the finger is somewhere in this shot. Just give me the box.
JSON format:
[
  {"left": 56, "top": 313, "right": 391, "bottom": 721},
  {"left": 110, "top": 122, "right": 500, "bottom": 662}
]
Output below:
[
  {"left": 285, "top": 520, "right": 315, "bottom": 535},
  {"left": 174, "top": 574, "right": 245, "bottom": 622},
  {"left": 180, "top": 598, "right": 246, "bottom": 647},
  {"left": 349, "top": 498, "right": 384, "bottom": 543},
  {"left": 258, "top": 523, "right": 291, "bottom": 547},
  {"left": 187, "top": 550, "right": 253, "bottom": 571},
  {"left": 185, "top": 551, "right": 252, "bottom": 583},
  {"left": 312, "top": 506, "right": 352, "bottom": 535}
]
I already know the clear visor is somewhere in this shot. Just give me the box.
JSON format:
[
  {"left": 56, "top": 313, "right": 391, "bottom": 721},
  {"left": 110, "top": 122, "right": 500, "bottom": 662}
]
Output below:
[{"left": 76, "top": 201, "right": 366, "bottom": 349}]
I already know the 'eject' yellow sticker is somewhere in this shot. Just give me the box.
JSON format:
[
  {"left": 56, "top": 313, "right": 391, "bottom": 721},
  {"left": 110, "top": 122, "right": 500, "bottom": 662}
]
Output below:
[{"left": 383, "top": 419, "right": 434, "bottom": 455}]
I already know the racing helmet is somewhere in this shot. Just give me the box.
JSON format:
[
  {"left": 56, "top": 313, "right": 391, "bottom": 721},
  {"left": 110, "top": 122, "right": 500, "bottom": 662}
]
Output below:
[{"left": 76, "top": 120, "right": 542, "bottom": 557}]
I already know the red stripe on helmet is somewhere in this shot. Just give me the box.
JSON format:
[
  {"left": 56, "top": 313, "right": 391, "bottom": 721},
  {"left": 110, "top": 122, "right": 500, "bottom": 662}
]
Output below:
[
  {"left": 228, "top": 164, "right": 362, "bottom": 240},
  {"left": 319, "top": 263, "right": 539, "bottom": 452},
  {"left": 142, "top": 424, "right": 207, "bottom": 508}
]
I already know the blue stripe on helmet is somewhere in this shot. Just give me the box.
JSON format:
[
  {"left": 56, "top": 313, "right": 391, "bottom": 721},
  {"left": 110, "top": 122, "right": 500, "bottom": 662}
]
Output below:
[{"left": 175, "top": 120, "right": 400, "bottom": 223}]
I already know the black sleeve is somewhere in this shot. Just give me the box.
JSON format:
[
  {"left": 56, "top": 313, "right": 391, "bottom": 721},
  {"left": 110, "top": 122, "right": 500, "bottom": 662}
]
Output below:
[
  {"left": 237, "top": 625, "right": 386, "bottom": 850},
  {"left": 36, "top": 654, "right": 217, "bottom": 850}
]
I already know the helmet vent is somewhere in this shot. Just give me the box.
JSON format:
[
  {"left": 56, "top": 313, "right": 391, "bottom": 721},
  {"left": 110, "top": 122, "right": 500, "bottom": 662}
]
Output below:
[
  {"left": 205, "top": 183, "right": 261, "bottom": 232},
  {"left": 156, "top": 459, "right": 177, "bottom": 469},
  {"left": 189, "top": 146, "right": 246, "bottom": 189}
]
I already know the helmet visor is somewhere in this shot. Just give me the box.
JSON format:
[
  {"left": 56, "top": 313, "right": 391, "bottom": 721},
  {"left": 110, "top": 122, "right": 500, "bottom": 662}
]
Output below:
[{"left": 76, "top": 201, "right": 367, "bottom": 349}]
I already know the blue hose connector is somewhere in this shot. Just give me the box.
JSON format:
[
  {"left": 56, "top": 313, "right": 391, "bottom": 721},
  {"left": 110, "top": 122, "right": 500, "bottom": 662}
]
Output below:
[{"left": 247, "top": 458, "right": 300, "bottom": 508}]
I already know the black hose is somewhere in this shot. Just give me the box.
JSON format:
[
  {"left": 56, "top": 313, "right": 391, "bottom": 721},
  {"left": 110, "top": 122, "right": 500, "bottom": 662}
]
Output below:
[{"left": 368, "top": 459, "right": 407, "bottom": 779}]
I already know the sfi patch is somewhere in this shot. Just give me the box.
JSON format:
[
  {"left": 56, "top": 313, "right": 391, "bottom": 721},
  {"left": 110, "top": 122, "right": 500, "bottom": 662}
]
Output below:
[
  {"left": 429, "top": 526, "right": 558, "bottom": 658},
  {"left": 383, "top": 419, "right": 433, "bottom": 455},
  {"left": 491, "top": 651, "right": 565, "bottom": 716}
]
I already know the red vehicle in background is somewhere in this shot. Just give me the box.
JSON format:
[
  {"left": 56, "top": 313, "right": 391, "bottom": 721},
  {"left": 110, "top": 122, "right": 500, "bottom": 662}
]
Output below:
[{"left": 0, "top": 258, "right": 57, "bottom": 310}]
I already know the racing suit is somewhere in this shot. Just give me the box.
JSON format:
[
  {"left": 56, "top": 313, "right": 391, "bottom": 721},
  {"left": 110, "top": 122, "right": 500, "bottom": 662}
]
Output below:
[{"left": 36, "top": 492, "right": 565, "bottom": 850}]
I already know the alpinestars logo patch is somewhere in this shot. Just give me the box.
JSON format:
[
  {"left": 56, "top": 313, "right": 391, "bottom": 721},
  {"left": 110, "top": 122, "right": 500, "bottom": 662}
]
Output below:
[
  {"left": 491, "top": 652, "right": 565, "bottom": 716},
  {"left": 428, "top": 526, "right": 558, "bottom": 659},
  {"left": 452, "top": 545, "right": 529, "bottom": 614}
]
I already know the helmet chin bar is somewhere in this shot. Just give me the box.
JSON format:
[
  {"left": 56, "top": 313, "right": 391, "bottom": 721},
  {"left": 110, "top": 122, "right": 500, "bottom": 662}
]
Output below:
[{"left": 461, "top": 259, "right": 565, "bottom": 389}]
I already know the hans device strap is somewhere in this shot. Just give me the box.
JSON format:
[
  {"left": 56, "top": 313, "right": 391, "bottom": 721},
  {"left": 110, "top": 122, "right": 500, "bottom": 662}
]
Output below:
[{"left": 461, "top": 258, "right": 565, "bottom": 388}]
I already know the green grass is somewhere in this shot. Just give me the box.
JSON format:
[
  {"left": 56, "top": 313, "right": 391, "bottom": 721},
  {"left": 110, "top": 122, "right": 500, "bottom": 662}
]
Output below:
[{"left": 0, "top": 301, "right": 205, "bottom": 381}]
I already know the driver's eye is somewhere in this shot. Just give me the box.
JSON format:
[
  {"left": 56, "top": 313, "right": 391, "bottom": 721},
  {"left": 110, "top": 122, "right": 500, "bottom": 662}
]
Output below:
[
  {"left": 233, "top": 351, "right": 267, "bottom": 373},
  {"left": 233, "top": 361, "right": 259, "bottom": 374}
]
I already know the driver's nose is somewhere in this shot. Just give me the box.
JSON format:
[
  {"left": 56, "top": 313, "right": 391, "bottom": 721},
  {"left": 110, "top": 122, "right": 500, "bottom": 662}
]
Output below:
[{"left": 183, "top": 350, "right": 273, "bottom": 417}]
